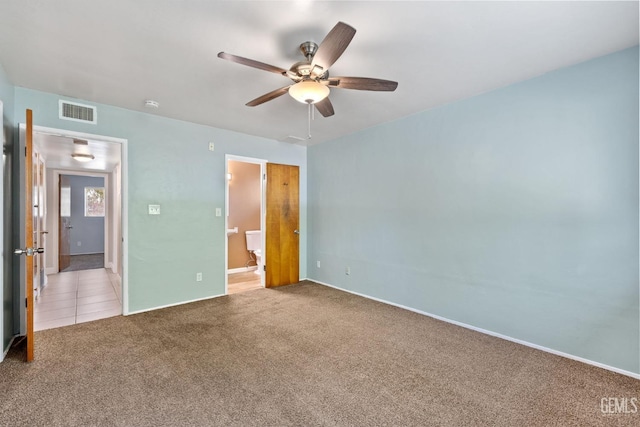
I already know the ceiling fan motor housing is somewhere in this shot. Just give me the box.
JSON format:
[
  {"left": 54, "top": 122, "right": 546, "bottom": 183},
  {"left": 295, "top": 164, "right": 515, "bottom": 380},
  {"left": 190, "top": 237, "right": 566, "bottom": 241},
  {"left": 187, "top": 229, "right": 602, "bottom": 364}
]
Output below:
[
  {"left": 299, "top": 41, "right": 318, "bottom": 60},
  {"left": 290, "top": 42, "right": 329, "bottom": 81}
]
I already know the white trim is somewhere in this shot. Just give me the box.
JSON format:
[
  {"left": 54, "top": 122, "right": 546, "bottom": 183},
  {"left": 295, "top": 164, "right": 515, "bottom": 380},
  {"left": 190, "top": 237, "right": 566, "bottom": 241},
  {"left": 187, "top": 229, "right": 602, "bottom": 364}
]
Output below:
[
  {"left": 228, "top": 266, "right": 258, "bottom": 274},
  {"left": 226, "top": 155, "right": 267, "bottom": 164},
  {"left": 225, "top": 155, "right": 267, "bottom": 295},
  {"left": 311, "top": 279, "right": 640, "bottom": 380},
  {"left": 127, "top": 293, "right": 225, "bottom": 316},
  {"left": 29, "top": 125, "right": 129, "bottom": 315},
  {"left": 1, "top": 336, "right": 16, "bottom": 363}
]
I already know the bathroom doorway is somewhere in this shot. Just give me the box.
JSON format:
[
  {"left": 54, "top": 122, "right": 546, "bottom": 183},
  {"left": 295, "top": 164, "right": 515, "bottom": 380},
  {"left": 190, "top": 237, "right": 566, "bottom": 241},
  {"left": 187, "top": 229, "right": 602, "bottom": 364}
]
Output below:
[{"left": 225, "top": 156, "right": 266, "bottom": 294}]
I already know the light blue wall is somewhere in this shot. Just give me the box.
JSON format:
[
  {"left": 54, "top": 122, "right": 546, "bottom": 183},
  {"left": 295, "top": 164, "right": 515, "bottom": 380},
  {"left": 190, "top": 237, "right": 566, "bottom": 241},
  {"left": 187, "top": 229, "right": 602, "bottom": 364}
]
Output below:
[
  {"left": 66, "top": 175, "right": 105, "bottom": 255},
  {"left": 13, "top": 88, "right": 307, "bottom": 313},
  {"left": 308, "top": 47, "right": 639, "bottom": 373},
  {"left": 0, "top": 63, "right": 15, "bottom": 356}
]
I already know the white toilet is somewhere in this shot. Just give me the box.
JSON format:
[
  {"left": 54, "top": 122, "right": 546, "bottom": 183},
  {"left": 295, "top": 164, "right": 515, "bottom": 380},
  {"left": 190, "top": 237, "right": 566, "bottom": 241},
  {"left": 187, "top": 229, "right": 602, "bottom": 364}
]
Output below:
[{"left": 245, "top": 230, "right": 262, "bottom": 275}]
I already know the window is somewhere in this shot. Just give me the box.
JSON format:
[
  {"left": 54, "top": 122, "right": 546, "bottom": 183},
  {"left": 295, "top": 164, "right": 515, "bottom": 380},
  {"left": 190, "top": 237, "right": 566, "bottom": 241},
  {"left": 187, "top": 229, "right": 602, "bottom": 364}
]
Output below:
[{"left": 85, "top": 187, "right": 105, "bottom": 217}]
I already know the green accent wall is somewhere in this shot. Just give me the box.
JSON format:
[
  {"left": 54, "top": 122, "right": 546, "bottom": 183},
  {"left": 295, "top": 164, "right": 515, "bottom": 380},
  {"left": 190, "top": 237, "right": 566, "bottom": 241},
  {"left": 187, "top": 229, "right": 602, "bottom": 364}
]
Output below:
[
  {"left": 308, "top": 47, "right": 639, "bottom": 373},
  {"left": 12, "top": 88, "right": 307, "bottom": 314}
]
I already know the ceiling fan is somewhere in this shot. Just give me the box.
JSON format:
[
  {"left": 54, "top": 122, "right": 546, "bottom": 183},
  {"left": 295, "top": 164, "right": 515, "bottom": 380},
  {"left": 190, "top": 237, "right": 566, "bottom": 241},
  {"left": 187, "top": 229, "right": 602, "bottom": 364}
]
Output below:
[{"left": 218, "top": 22, "right": 398, "bottom": 118}]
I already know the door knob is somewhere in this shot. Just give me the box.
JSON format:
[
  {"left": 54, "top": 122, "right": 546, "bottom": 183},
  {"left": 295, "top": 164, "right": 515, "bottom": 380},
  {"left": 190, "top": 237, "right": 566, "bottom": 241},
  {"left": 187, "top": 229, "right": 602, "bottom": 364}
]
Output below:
[
  {"left": 66, "top": 226, "right": 73, "bottom": 229},
  {"left": 294, "top": 229, "right": 300, "bottom": 235},
  {"left": 14, "top": 247, "right": 44, "bottom": 256}
]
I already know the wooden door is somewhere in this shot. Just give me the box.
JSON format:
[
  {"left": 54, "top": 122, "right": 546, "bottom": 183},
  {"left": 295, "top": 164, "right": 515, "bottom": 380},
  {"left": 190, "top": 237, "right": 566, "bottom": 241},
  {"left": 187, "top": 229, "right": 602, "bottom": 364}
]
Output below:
[
  {"left": 59, "top": 175, "right": 71, "bottom": 271},
  {"left": 265, "top": 163, "right": 299, "bottom": 287},
  {"left": 23, "top": 109, "right": 35, "bottom": 362}
]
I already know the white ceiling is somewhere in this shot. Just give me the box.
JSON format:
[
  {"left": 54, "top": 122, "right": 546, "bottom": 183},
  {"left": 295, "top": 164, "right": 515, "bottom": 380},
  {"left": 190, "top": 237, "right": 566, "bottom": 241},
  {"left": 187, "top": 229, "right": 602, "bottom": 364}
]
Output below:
[
  {"left": 33, "top": 131, "right": 122, "bottom": 173},
  {"left": 0, "top": 1, "right": 638, "bottom": 147}
]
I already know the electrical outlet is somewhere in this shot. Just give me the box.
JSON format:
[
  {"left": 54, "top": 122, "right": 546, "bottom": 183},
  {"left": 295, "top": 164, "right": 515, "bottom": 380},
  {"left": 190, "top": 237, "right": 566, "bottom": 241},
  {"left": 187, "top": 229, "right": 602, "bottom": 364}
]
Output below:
[
  {"left": 317, "top": 261, "right": 321, "bottom": 268},
  {"left": 345, "top": 267, "right": 351, "bottom": 275},
  {"left": 196, "top": 272, "right": 202, "bottom": 282}
]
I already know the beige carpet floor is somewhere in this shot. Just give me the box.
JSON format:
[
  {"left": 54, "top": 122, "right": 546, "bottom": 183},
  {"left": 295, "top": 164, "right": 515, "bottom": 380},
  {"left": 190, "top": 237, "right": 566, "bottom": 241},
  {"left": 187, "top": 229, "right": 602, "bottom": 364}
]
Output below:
[{"left": 1, "top": 281, "right": 638, "bottom": 426}]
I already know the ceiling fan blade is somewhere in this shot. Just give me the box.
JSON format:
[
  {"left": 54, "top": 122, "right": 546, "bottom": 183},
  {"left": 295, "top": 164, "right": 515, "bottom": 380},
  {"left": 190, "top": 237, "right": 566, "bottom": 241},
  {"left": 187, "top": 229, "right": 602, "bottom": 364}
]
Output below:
[
  {"left": 246, "top": 86, "right": 291, "bottom": 107},
  {"left": 218, "top": 52, "right": 287, "bottom": 76},
  {"left": 314, "top": 97, "right": 335, "bottom": 117},
  {"left": 311, "top": 22, "right": 356, "bottom": 72},
  {"left": 328, "top": 77, "right": 398, "bottom": 91}
]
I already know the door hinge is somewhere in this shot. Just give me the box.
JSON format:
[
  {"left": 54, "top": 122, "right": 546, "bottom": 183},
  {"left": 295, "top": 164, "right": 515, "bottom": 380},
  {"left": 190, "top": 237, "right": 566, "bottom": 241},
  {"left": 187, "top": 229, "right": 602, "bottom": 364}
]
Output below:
[
  {"left": 263, "top": 265, "right": 266, "bottom": 271},
  {"left": 25, "top": 147, "right": 27, "bottom": 157},
  {"left": 263, "top": 174, "right": 266, "bottom": 180},
  {"left": 25, "top": 298, "right": 28, "bottom": 308}
]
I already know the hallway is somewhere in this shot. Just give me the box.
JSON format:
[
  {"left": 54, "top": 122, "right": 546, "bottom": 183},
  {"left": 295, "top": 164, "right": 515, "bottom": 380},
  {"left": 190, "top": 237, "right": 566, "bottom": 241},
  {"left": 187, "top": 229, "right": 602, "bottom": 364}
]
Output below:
[{"left": 34, "top": 268, "right": 122, "bottom": 331}]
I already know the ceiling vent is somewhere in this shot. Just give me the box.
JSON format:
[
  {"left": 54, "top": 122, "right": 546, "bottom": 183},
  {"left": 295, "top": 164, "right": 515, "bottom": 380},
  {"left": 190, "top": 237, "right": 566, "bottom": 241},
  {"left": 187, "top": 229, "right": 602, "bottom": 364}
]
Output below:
[
  {"left": 59, "top": 100, "right": 97, "bottom": 124},
  {"left": 279, "top": 135, "right": 309, "bottom": 144}
]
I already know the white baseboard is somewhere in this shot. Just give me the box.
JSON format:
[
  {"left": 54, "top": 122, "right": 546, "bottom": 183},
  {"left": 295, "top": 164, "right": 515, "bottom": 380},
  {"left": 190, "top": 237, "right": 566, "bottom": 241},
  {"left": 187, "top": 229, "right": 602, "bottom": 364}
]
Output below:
[
  {"left": 45, "top": 267, "right": 57, "bottom": 275},
  {"left": 105, "top": 262, "right": 119, "bottom": 274},
  {"left": 1, "top": 335, "right": 17, "bottom": 363},
  {"left": 126, "top": 293, "right": 226, "bottom": 316},
  {"left": 310, "top": 279, "right": 640, "bottom": 380},
  {"left": 228, "top": 266, "right": 257, "bottom": 274}
]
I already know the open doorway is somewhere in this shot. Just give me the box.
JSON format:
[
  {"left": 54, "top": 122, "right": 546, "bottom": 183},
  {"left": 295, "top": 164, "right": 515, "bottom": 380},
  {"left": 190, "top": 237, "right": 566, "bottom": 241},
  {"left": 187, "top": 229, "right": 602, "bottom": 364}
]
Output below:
[
  {"left": 58, "top": 173, "right": 106, "bottom": 272},
  {"left": 225, "top": 155, "right": 266, "bottom": 294},
  {"left": 24, "top": 126, "right": 127, "bottom": 331}
]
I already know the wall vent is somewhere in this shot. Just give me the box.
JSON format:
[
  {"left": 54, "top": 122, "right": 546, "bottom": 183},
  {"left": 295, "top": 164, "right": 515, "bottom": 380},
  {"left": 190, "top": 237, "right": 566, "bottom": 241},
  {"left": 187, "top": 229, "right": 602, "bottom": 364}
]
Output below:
[{"left": 59, "top": 100, "right": 97, "bottom": 124}]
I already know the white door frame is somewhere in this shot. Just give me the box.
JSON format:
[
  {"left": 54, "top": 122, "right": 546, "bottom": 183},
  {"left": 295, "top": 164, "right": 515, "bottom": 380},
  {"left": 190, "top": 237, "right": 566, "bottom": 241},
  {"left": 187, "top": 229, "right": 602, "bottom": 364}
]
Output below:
[
  {"left": 225, "top": 154, "right": 266, "bottom": 294},
  {"left": 28, "top": 125, "right": 129, "bottom": 314}
]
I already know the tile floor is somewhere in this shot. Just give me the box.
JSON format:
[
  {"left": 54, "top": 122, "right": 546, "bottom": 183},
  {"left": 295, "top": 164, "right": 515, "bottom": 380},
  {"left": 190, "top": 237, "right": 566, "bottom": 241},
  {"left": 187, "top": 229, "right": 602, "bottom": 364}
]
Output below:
[
  {"left": 228, "top": 270, "right": 262, "bottom": 294},
  {"left": 34, "top": 268, "right": 122, "bottom": 331}
]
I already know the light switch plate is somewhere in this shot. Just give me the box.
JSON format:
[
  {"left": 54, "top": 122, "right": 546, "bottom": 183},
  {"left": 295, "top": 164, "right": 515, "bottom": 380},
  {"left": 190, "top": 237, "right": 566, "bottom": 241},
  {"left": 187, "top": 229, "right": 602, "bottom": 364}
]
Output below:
[
  {"left": 208, "top": 142, "right": 215, "bottom": 151},
  {"left": 148, "top": 204, "right": 161, "bottom": 215},
  {"left": 215, "top": 208, "right": 222, "bottom": 217}
]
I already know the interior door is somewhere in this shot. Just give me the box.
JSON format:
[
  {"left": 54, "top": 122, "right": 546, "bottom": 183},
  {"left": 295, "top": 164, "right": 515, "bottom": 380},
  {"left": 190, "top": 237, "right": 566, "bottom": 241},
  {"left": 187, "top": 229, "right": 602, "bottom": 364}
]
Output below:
[
  {"left": 59, "top": 175, "right": 71, "bottom": 272},
  {"left": 15, "top": 109, "right": 36, "bottom": 362},
  {"left": 265, "top": 163, "right": 299, "bottom": 287}
]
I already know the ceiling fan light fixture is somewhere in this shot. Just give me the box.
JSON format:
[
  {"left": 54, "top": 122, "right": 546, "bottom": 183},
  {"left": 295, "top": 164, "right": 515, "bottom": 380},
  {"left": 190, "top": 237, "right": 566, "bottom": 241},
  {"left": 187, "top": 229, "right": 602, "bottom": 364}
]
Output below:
[
  {"left": 289, "top": 80, "right": 330, "bottom": 104},
  {"left": 71, "top": 153, "right": 95, "bottom": 162}
]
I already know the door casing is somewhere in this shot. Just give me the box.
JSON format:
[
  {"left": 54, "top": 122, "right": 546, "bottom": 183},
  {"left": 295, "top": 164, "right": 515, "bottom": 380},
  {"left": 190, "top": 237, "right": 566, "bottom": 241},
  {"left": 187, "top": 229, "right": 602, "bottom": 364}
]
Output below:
[
  {"left": 16, "top": 124, "right": 130, "bottom": 333},
  {"left": 225, "top": 155, "right": 266, "bottom": 294}
]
